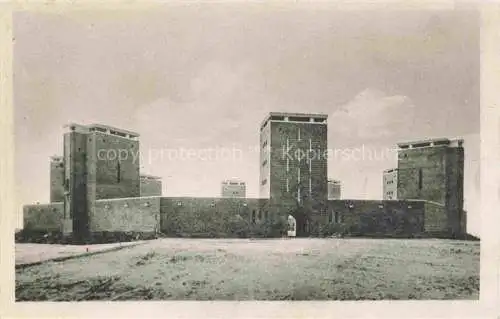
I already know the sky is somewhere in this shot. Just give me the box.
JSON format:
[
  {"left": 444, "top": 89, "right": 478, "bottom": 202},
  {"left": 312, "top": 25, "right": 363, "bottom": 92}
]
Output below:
[{"left": 13, "top": 4, "right": 480, "bottom": 235}]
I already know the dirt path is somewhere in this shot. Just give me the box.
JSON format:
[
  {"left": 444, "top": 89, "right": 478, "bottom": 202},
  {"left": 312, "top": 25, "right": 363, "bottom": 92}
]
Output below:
[{"left": 16, "top": 242, "right": 145, "bottom": 266}]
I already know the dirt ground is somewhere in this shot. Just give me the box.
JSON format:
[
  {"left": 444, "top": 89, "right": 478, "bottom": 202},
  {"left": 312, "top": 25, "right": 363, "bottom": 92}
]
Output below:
[{"left": 15, "top": 238, "right": 480, "bottom": 300}]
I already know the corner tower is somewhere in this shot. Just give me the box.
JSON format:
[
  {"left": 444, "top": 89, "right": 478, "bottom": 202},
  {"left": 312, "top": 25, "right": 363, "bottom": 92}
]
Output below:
[
  {"left": 63, "top": 123, "right": 140, "bottom": 243},
  {"left": 397, "top": 138, "right": 465, "bottom": 237}
]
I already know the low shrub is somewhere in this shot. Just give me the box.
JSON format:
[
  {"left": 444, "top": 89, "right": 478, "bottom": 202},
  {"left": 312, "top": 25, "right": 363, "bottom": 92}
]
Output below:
[
  {"left": 162, "top": 212, "right": 289, "bottom": 239},
  {"left": 228, "top": 216, "right": 251, "bottom": 238},
  {"left": 249, "top": 217, "right": 288, "bottom": 238},
  {"left": 268, "top": 216, "right": 289, "bottom": 237},
  {"left": 319, "top": 223, "right": 348, "bottom": 238}
]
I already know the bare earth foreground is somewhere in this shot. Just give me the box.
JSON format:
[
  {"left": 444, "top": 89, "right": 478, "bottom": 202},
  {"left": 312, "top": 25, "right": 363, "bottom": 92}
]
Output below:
[{"left": 16, "top": 238, "right": 479, "bottom": 301}]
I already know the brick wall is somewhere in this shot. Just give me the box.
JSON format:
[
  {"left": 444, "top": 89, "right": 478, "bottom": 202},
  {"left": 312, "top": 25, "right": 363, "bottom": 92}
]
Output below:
[
  {"left": 423, "top": 201, "right": 448, "bottom": 234},
  {"left": 92, "top": 197, "right": 160, "bottom": 232},
  {"left": 268, "top": 121, "right": 328, "bottom": 207},
  {"left": 22, "top": 198, "right": 458, "bottom": 239},
  {"left": 64, "top": 131, "right": 89, "bottom": 239},
  {"left": 265, "top": 120, "right": 328, "bottom": 235},
  {"left": 93, "top": 132, "right": 140, "bottom": 200},
  {"left": 221, "top": 183, "right": 246, "bottom": 198},
  {"left": 259, "top": 123, "right": 271, "bottom": 198},
  {"left": 445, "top": 147, "right": 465, "bottom": 236},
  {"left": 23, "top": 203, "right": 64, "bottom": 232},
  {"left": 50, "top": 158, "right": 65, "bottom": 203},
  {"left": 328, "top": 181, "right": 341, "bottom": 200},
  {"left": 461, "top": 209, "right": 467, "bottom": 235},
  {"left": 326, "top": 200, "right": 425, "bottom": 237},
  {"left": 397, "top": 146, "right": 447, "bottom": 204},
  {"left": 397, "top": 144, "right": 465, "bottom": 238},
  {"left": 382, "top": 169, "right": 397, "bottom": 200},
  {"left": 140, "top": 177, "right": 162, "bottom": 196},
  {"left": 62, "top": 126, "right": 141, "bottom": 238},
  {"left": 160, "top": 197, "right": 261, "bottom": 236}
]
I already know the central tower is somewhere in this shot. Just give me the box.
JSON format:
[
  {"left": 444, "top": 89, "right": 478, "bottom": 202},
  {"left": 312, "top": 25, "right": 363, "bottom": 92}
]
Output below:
[{"left": 259, "top": 112, "right": 328, "bottom": 235}]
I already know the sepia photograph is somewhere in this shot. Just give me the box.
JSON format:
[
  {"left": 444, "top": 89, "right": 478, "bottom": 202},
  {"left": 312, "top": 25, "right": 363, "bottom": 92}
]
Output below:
[{"left": 12, "top": 3, "right": 481, "bottom": 302}]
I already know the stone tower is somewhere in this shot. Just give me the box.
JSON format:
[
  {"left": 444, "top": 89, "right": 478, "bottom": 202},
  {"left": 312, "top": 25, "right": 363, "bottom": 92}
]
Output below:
[
  {"left": 383, "top": 168, "right": 398, "bottom": 200},
  {"left": 327, "top": 179, "right": 341, "bottom": 200},
  {"left": 397, "top": 138, "right": 465, "bottom": 237},
  {"left": 259, "top": 112, "right": 328, "bottom": 235},
  {"left": 50, "top": 155, "right": 65, "bottom": 203},
  {"left": 62, "top": 123, "right": 140, "bottom": 242},
  {"left": 221, "top": 179, "right": 246, "bottom": 198}
]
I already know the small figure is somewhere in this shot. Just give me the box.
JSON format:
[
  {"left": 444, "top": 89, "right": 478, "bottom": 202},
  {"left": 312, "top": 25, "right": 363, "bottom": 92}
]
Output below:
[{"left": 287, "top": 215, "right": 296, "bottom": 238}]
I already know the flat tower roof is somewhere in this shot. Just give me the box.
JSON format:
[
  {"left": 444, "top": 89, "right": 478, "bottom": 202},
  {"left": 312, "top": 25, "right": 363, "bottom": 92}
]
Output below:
[
  {"left": 222, "top": 179, "right": 246, "bottom": 185},
  {"left": 64, "top": 123, "right": 91, "bottom": 134},
  {"left": 260, "top": 112, "right": 328, "bottom": 129},
  {"left": 63, "top": 123, "right": 140, "bottom": 139},
  {"left": 268, "top": 112, "right": 328, "bottom": 119},
  {"left": 88, "top": 124, "right": 140, "bottom": 138},
  {"left": 397, "top": 137, "right": 464, "bottom": 149}
]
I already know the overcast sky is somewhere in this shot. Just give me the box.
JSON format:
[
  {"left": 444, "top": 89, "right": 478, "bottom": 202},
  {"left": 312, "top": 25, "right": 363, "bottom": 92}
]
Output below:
[{"left": 13, "top": 5, "right": 480, "bottom": 234}]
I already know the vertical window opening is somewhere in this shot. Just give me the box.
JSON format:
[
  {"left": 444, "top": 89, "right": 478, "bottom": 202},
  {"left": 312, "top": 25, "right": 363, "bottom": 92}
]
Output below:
[
  {"left": 418, "top": 168, "right": 423, "bottom": 190},
  {"left": 117, "top": 161, "right": 121, "bottom": 183}
]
